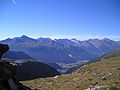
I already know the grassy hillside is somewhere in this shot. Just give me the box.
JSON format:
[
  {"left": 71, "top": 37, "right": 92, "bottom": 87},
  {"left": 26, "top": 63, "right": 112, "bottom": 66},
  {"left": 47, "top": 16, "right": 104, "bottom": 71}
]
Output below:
[
  {"left": 84, "top": 49, "right": 120, "bottom": 65},
  {"left": 98, "top": 49, "right": 120, "bottom": 60},
  {"left": 22, "top": 57, "right": 120, "bottom": 90}
]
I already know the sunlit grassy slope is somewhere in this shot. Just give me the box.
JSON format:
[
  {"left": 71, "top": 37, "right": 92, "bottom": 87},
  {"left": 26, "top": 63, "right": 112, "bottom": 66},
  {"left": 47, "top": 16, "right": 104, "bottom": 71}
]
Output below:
[
  {"left": 22, "top": 57, "right": 120, "bottom": 90},
  {"left": 99, "top": 49, "right": 120, "bottom": 60}
]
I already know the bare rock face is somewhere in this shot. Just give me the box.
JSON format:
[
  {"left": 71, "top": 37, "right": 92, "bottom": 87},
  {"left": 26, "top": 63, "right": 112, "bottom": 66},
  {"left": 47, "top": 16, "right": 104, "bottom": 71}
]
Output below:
[
  {"left": 0, "top": 44, "right": 31, "bottom": 90},
  {"left": 0, "top": 44, "right": 9, "bottom": 59}
]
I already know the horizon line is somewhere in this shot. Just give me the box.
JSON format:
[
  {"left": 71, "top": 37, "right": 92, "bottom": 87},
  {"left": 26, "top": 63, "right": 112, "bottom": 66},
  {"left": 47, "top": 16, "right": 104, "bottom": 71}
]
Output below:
[{"left": 0, "top": 35, "right": 120, "bottom": 41}]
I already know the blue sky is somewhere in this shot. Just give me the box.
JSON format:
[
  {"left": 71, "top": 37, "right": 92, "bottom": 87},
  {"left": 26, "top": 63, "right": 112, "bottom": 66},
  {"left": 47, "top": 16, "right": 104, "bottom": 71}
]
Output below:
[{"left": 0, "top": 0, "right": 120, "bottom": 40}]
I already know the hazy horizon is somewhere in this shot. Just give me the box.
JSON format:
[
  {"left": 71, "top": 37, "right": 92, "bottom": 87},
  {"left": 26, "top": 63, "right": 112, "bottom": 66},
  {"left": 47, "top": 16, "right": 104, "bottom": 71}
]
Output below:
[{"left": 0, "top": 35, "right": 120, "bottom": 41}]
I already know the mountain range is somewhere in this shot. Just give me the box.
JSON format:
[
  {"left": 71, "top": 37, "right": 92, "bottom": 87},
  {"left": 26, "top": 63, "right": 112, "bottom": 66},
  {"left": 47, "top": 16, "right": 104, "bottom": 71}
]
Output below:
[{"left": 1, "top": 35, "right": 120, "bottom": 64}]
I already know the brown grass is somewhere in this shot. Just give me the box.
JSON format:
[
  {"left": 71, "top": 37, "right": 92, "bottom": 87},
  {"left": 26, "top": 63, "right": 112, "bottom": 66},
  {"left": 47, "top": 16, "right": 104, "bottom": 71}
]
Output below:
[{"left": 22, "top": 57, "right": 120, "bottom": 90}]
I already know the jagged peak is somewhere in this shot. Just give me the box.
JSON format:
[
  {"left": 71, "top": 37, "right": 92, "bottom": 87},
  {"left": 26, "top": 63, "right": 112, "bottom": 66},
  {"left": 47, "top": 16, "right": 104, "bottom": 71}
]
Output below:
[
  {"left": 21, "top": 35, "right": 29, "bottom": 38},
  {"left": 54, "top": 39, "right": 69, "bottom": 41},
  {"left": 36, "top": 37, "right": 52, "bottom": 41},
  {"left": 103, "top": 38, "right": 113, "bottom": 41},
  {"left": 88, "top": 38, "right": 99, "bottom": 41},
  {"left": 3, "top": 38, "right": 12, "bottom": 41},
  {"left": 13, "top": 35, "right": 35, "bottom": 40},
  {"left": 71, "top": 38, "right": 77, "bottom": 40},
  {"left": 71, "top": 38, "right": 80, "bottom": 43}
]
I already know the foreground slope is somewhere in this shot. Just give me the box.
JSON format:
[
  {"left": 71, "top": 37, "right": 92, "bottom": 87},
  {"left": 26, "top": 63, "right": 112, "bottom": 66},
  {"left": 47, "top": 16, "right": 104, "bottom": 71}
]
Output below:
[{"left": 22, "top": 57, "right": 120, "bottom": 90}]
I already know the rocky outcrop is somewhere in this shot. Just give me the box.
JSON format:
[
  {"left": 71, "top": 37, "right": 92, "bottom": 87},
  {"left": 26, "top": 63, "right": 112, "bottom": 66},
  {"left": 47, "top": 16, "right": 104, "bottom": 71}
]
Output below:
[
  {"left": 0, "top": 44, "right": 31, "bottom": 90},
  {"left": 0, "top": 44, "right": 9, "bottom": 59}
]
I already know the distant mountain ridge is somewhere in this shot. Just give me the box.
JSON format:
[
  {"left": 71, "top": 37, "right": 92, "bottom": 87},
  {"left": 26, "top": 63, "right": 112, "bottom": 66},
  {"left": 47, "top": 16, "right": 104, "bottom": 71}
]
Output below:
[{"left": 1, "top": 35, "right": 120, "bottom": 64}]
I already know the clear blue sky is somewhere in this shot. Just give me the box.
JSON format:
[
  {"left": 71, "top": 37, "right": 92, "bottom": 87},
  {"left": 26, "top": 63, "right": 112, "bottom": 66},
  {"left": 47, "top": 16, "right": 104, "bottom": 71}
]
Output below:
[{"left": 0, "top": 0, "right": 120, "bottom": 40}]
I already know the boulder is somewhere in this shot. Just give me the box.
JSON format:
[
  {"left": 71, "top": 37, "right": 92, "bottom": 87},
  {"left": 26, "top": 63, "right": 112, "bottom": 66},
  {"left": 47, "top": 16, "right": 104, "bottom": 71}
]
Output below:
[{"left": 0, "top": 44, "right": 31, "bottom": 90}]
